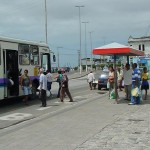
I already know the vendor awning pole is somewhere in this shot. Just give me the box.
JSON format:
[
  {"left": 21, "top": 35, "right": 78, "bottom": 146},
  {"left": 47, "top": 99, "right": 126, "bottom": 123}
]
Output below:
[{"left": 114, "top": 55, "right": 119, "bottom": 103}]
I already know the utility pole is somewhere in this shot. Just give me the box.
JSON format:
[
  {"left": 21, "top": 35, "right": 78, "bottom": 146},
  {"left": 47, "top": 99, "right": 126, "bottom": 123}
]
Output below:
[
  {"left": 57, "top": 47, "right": 63, "bottom": 69},
  {"left": 82, "top": 21, "right": 89, "bottom": 72},
  {"left": 75, "top": 5, "right": 84, "bottom": 74},
  {"left": 44, "top": 0, "right": 48, "bottom": 44},
  {"left": 89, "top": 31, "right": 93, "bottom": 70}
]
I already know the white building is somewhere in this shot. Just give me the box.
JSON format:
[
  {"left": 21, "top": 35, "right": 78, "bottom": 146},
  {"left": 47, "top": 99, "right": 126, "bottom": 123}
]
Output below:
[{"left": 128, "top": 36, "right": 150, "bottom": 55}]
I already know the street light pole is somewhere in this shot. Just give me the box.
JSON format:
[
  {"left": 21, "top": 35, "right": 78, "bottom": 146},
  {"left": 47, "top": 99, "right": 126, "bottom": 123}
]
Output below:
[
  {"left": 44, "top": 0, "right": 48, "bottom": 44},
  {"left": 89, "top": 31, "right": 93, "bottom": 70},
  {"left": 82, "top": 21, "right": 88, "bottom": 72},
  {"left": 57, "top": 47, "right": 63, "bottom": 69},
  {"left": 75, "top": 5, "right": 84, "bottom": 74}
]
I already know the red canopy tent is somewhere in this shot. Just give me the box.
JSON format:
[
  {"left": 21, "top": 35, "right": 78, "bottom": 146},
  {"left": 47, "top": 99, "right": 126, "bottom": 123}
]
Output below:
[
  {"left": 92, "top": 42, "right": 145, "bottom": 103},
  {"left": 93, "top": 42, "right": 144, "bottom": 56}
]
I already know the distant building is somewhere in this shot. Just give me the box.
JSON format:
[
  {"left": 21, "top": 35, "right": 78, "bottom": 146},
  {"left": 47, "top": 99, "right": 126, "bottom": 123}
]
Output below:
[
  {"left": 128, "top": 36, "right": 150, "bottom": 55},
  {"left": 128, "top": 36, "right": 150, "bottom": 71}
]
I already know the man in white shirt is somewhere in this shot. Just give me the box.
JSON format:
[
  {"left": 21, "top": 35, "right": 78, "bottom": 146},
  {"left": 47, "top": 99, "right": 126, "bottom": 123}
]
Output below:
[
  {"left": 46, "top": 70, "right": 53, "bottom": 96},
  {"left": 39, "top": 68, "right": 47, "bottom": 107},
  {"left": 123, "top": 63, "right": 133, "bottom": 100},
  {"left": 87, "top": 71, "right": 95, "bottom": 90}
]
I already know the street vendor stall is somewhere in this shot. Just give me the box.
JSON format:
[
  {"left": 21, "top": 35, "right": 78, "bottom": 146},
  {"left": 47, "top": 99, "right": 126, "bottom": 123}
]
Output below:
[{"left": 92, "top": 42, "right": 144, "bottom": 103}]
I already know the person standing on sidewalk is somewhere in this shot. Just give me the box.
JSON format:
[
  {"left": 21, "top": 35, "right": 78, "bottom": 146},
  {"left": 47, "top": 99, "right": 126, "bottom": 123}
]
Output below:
[
  {"left": 129, "top": 63, "right": 141, "bottom": 105},
  {"left": 141, "top": 67, "right": 149, "bottom": 100},
  {"left": 108, "top": 66, "right": 115, "bottom": 97},
  {"left": 39, "top": 68, "right": 47, "bottom": 107},
  {"left": 87, "top": 71, "right": 95, "bottom": 90},
  {"left": 20, "top": 69, "right": 31, "bottom": 105},
  {"left": 46, "top": 70, "right": 53, "bottom": 96},
  {"left": 123, "top": 63, "right": 133, "bottom": 101},
  {"left": 117, "top": 67, "right": 123, "bottom": 91},
  {"left": 60, "top": 70, "right": 73, "bottom": 102}
]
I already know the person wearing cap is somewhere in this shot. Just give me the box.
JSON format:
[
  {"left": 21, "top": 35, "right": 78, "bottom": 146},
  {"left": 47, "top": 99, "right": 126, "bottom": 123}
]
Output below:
[
  {"left": 39, "top": 68, "right": 47, "bottom": 107},
  {"left": 60, "top": 69, "right": 73, "bottom": 102}
]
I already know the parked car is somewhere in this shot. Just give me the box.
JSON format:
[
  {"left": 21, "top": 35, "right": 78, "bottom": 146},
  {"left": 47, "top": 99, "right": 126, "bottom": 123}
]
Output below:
[{"left": 98, "top": 71, "right": 109, "bottom": 90}]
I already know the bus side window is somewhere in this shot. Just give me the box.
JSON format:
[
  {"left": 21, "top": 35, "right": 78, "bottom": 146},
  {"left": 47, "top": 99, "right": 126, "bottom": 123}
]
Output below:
[
  {"left": 18, "top": 44, "right": 30, "bottom": 65},
  {"left": 30, "top": 45, "right": 39, "bottom": 65}
]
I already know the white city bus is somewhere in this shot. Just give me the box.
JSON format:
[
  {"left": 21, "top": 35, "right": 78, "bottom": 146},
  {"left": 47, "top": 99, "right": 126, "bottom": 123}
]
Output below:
[{"left": 0, "top": 36, "right": 51, "bottom": 100}]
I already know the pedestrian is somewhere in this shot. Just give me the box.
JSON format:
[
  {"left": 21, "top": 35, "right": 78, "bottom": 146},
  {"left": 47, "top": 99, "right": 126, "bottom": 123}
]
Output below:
[
  {"left": 141, "top": 67, "right": 149, "bottom": 100},
  {"left": 117, "top": 67, "right": 123, "bottom": 91},
  {"left": 108, "top": 66, "right": 115, "bottom": 97},
  {"left": 46, "top": 70, "right": 53, "bottom": 96},
  {"left": 87, "top": 71, "right": 95, "bottom": 90},
  {"left": 123, "top": 63, "right": 133, "bottom": 101},
  {"left": 20, "top": 69, "right": 31, "bottom": 105},
  {"left": 39, "top": 68, "right": 47, "bottom": 107},
  {"left": 55, "top": 70, "right": 63, "bottom": 98},
  {"left": 60, "top": 70, "right": 73, "bottom": 102},
  {"left": 129, "top": 63, "right": 141, "bottom": 105}
]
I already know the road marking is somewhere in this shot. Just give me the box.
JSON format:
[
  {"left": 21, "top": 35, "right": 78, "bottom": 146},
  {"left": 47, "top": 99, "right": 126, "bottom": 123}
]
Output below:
[
  {"left": 55, "top": 101, "right": 73, "bottom": 104},
  {"left": 0, "top": 113, "right": 32, "bottom": 121},
  {"left": 74, "top": 96, "right": 84, "bottom": 99},
  {"left": 36, "top": 106, "right": 52, "bottom": 110}
]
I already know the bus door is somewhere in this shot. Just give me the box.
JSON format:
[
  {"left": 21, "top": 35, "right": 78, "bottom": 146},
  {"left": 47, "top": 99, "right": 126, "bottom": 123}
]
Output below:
[
  {"left": 41, "top": 53, "right": 51, "bottom": 71},
  {"left": 3, "top": 50, "right": 19, "bottom": 98}
]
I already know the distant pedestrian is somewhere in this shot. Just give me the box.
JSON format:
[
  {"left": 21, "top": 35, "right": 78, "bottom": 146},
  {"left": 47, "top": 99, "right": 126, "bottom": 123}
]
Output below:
[
  {"left": 20, "top": 69, "right": 31, "bottom": 105},
  {"left": 108, "top": 66, "right": 115, "bottom": 97},
  {"left": 87, "top": 71, "right": 95, "bottom": 90},
  {"left": 141, "top": 67, "right": 149, "bottom": 100},
  {"left": 39, "top": 68, "right": 47, "bottom": 107},
  {"left": 55, "top": 70, "right": 63, "bottom": 98},
  {"left": 60, "top": 70, "right": 73, "bottom": 102},
  {"left": 129, "top": 63, "right": 141, "bottom": 105},
  {"left": 123, "top": 63, "right": 133, "bottom": 101},
  {"left": 117, "top": 67, "right": 123, "bottom": 91},
  {"left": 46, "top": 70, "right": 53, "bottom": 96}
]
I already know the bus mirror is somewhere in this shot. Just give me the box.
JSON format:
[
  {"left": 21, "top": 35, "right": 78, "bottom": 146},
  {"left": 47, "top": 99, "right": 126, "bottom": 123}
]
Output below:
[{"left": 53, "top": 54, "right": 56, "bottom": 62}]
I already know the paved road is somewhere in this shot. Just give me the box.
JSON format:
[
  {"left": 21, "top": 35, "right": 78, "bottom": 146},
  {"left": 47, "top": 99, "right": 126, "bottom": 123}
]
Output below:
[{"left": 1, "top": 71, "right": 150, "bottom": 150}]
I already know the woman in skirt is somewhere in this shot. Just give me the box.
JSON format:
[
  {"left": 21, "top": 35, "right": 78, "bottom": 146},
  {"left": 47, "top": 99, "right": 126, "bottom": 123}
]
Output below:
[{"left": 141, "top": 67, "right": 149, "bottom": 100}]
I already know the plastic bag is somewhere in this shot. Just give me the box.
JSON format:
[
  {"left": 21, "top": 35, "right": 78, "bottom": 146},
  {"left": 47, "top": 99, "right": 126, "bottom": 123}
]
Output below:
[
  {"left": 46, "top": 90, "right": 50, "bottom": 97},
  {"left": 110, "top": 89, "right": 116, "bottom": 99},
  {"left": 107, "top": 82, "right": 110, "bottom": 89},
  {"left": 131, "top": 87, "right": 139, "bottom": 97}
]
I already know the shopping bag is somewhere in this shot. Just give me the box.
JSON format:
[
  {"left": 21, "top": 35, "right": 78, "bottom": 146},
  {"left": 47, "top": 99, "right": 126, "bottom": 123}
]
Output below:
[
  {"left": 46, "top": 90, "right": 50, "bottom": 97},
  {"left": 110, "top": 89, "right": 116, "bottom": 99},
  {"left": 107, "top": 82, "right": 110, "bottom": 89},
  {"left": 131, "top": 87, "right": 139, "bottom": 97}
]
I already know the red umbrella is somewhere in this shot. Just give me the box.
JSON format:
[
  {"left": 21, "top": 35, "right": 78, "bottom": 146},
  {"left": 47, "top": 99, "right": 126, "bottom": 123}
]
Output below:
[{"left": 92, "top": 42, "right": 144, "bottom": 103}]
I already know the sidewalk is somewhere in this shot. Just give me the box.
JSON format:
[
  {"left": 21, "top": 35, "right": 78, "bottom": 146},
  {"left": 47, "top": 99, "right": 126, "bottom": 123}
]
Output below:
[
  {"left": 76, "top": 91, "right": 150, "bottom": 150},
  {"left": 0, "top": 89, "right": 150, "bottom": 149}
]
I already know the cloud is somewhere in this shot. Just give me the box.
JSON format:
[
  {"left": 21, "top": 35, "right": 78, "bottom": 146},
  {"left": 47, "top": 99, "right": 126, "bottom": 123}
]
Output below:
[{"left": 0, "top": 0, "right": 150, "bottom": 67}]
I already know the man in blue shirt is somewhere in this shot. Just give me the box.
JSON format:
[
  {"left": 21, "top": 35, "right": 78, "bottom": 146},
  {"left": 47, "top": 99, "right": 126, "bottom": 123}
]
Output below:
[{"left": 129, "top": 63, "right": 141, "bottom": 105}]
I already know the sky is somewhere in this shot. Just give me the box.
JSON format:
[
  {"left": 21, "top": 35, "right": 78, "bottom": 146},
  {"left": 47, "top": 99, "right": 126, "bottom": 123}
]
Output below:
[{"left": 0, "top": 0, "right": 150, "bottom": 68}]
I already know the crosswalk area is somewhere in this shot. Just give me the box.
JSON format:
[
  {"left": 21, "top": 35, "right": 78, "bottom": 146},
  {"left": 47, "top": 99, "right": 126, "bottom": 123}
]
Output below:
[
  {"left": 0, "top": 90, "right": 103, "bottom": 131},
  {"left": 0, "top": 113, "right": 32, "bottom": 121}
]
